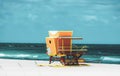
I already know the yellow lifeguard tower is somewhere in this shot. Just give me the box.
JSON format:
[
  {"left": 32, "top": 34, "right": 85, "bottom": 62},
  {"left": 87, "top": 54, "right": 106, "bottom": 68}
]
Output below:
[{"left": 46, "top": 31, "right": 87, "bottom": 65}]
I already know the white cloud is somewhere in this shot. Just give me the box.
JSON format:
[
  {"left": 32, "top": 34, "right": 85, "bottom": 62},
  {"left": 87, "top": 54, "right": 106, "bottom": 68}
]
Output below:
[
  {"left": 28, "top": 13, "right": 38, "bottom": 20},
  {"left": 84, "top": 15, "right": 97, "bottom": 21},
  {"left": 113, "top": 16, "right": 118, "bottom": 20},
  {"left": 101, "top": 19, "right": 109, "bottom": 24}
]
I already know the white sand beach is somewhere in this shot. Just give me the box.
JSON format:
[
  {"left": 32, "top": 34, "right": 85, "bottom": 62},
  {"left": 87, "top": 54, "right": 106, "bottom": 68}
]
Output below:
[{"left": 0, "top": 59, "right": 120, "bottom": 76}]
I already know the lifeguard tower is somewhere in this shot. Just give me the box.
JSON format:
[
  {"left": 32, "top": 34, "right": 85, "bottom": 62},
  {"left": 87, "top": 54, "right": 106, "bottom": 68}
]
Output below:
[{"left": 46, "top": 31, "right": 87, "bottom": 65}]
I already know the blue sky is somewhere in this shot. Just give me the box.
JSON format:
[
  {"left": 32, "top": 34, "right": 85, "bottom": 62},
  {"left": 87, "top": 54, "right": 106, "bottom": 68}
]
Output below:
[{"left": 0, "top": 0, "right": 120, "bottom": 44}]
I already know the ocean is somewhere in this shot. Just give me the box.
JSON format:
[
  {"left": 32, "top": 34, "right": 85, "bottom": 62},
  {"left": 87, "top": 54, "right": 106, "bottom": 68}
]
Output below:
[{"left": 0, "top": 43, "right": 120, "bottom": 64}]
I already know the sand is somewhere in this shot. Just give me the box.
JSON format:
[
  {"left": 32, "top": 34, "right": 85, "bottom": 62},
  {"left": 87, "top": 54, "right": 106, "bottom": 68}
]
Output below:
[{"left": 0, "top": 59, "right": 120, "bottom": 76}]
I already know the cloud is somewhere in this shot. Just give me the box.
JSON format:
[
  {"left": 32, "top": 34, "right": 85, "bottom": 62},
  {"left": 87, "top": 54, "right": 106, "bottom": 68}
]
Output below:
[
  {"left": 101, "top": 19, "right": 109, "bottom": 24},
  {"left": 84, "top": 15, "right": 97, "bottom": 21},
  {"left": 113, "top": 16, "right": 119, "bottom": 20},
  {"left": 28, "top": 13, "right": 38, "bottom": 21}
]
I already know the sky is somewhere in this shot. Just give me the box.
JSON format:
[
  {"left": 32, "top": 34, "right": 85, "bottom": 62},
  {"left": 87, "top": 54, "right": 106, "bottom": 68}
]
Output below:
[{"left": 0, "top": 0, "right": 120, "bottom": 44}]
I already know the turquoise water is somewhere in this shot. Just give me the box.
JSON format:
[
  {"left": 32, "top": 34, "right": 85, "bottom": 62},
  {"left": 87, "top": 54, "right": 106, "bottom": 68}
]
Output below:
[
  {"left": 0, "top": 50, "right": 120, "bottom": 64},
  {"left": 0, "top": 44, "right": 120, "bottom": 64},
  {"left": 0, "top": 49, "right": 48, "bottom": 60}
]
